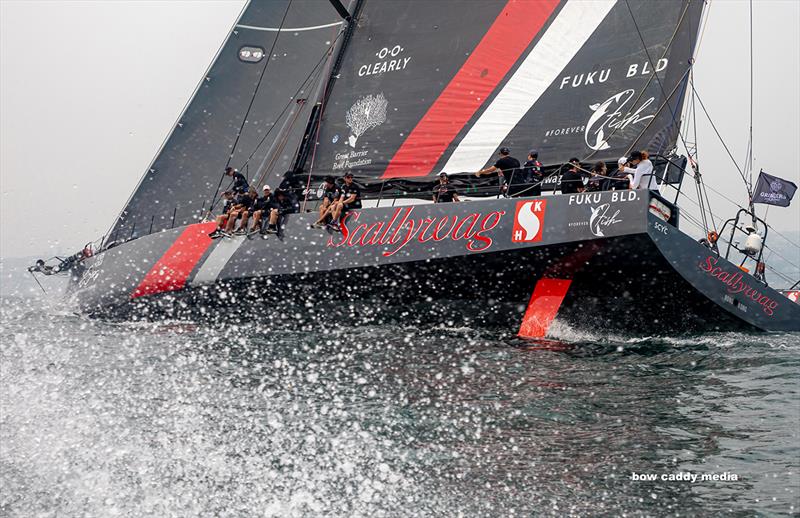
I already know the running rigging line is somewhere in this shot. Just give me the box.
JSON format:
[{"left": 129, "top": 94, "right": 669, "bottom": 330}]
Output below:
[{"left": 207, "top": 0, "right": 294, "bottom": 214}]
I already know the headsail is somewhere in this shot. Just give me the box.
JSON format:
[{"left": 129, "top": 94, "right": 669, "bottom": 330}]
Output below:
[
  {"left": 108, "top": 0, "right": 348, "bottom": 241},
  {"left": 305, "top": 0, "right": 704, "bottom": 189}
]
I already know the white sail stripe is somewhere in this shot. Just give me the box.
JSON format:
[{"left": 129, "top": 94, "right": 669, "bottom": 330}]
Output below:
[
  {"left": 441, "top": 0, "right": 617, "bottom": 173},
  {"left": 236, "top": 21, "right": 344, "bottom": 33},
  {"left": 191, "top": 236, "right": 247, "bottom": 286}
]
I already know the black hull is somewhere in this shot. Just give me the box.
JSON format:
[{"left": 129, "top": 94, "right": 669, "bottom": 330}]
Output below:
[{"left": 69, "top": 191, "right": 800, "bottom": 334}]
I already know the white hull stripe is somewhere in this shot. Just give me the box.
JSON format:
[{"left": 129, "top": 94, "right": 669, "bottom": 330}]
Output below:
[
  {"left": 441, "top": 0, "right": 617, "bottom": 173},
  {"left": 236, "top": 21, "right": 344, "bottom": 33},
  {"left": 191, "top": 236, "right": 248, "bottom": 286}
]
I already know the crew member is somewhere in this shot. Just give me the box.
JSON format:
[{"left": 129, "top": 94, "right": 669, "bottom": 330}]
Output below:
[
  {"left": 475, "top": 147, "right": 520, "bottom": 194},
  {"left": 521, "top": 150, "right": 543, "bottom": 196},
  {"left": 210, "top": 191, "right": 235, "bottom": 237},
  {"left": 432, "top": 172, "right": 460, "bottom": 203},
  {"left": 265, "top": 188, "right": 300, "bottom": 234},
  {"left": 328, "top": 172, "right": 362, "bottom": 229},
  {"left": 224, "top": 189, "right": 254, "bottom": 233},
  {"left": 559, "top": 158, "right": 587, "bottom": 194},
  {"left": 225, "top": 166, "right": 250, "bottom": 194},
  {"left": 586, "top": 161, "right": 607, "bottom": 192},
  {"left": 312, "top": 175, "right": 340, "bottom": 229},
  {"left": 248, "top": 185, "right": 273, "bottom": 233},
  {"left": 620, "top": 150, "right": 659, "bottom": 192}
]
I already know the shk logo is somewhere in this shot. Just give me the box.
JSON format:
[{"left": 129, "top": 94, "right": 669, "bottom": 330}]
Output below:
[{"left": 512, "top": 200, "right": 546, "bottom": 242}]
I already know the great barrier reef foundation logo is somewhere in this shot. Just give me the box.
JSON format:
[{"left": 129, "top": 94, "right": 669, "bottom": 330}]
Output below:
[
  {"left": 345, "top": 92, "right": 388, "bottom": 148},
  {"left": 512, "top": 200, "right": 546, "bottom": 243}
]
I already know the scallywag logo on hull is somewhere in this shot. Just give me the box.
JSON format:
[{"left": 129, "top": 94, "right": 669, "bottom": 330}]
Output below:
[
  {"left": 327, "top": 207, "right": 505, "bottom": 257},
  {"left": 699, "top": 256, "right": 778, "bottom": 315}
]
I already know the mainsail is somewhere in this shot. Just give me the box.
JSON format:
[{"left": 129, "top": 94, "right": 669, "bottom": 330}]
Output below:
[
  {"left": 306, "top": 0, "right": 704, "bottom": 189},
  {"left": 108, "top": 0, "right": 349, "bottom": 241}
]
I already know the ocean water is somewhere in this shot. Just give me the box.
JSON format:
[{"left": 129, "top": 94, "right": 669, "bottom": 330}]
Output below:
[{"left": 1, "top": 263, "right": 799, "bottom": 516}]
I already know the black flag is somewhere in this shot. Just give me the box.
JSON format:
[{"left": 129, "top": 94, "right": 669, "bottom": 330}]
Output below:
[{"left": 752, "top": 171, "right": 797, "bottom": 207}]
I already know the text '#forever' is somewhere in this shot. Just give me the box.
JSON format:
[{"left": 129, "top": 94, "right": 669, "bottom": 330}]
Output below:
[
  {"left": 327, "top": 207, "right": 505, "bottom": 257},
  {"left": 699, "top": 256, "right": 778, "bottom": 315}
]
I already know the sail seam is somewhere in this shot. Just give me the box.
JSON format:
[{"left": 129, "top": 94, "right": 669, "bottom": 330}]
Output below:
[{"left": 236, "top": 21, "right": 343, "bottom": 32}]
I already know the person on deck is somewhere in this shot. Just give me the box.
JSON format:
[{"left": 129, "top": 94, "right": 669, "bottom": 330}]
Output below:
[
  {"left": 559, "top": 158, "right": 587, "bottom": 194},
  {"left": 210, "top": 191, "right": 235, "bottom": 237},
  {"left": 248, "top": 185, "right": 274, "bottom": 233},
  {"left": 312, "top": 175, "right": 340, "bottom": 229},
  {"left": 521, "top": 150, "right": 543, "bottom": 196},
  {"left": 586, "top": 161, "right": 607, "bottom": 192},
  {"left": 223, "top": 190, "right": 254, "bottom": 233},
  {"left": 328, "top": 172, "right": 362, "bottom": 229},
  {"left": 265, "top": 188, "right": 300, "bottom": 234},
  {"left": 432, "top": 172, "right": 460, "bottom": 203},
  {"left": 620, "top": 150, "right": 659, "bottom": 191},
  {"left": 475, "top": 147, "right": 520, "bottom": 195},
  {"left": 225, "top": 166, "right": 250, "bottom": 194}
]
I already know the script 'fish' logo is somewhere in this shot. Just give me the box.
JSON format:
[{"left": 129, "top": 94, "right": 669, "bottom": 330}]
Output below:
[
  {"left": 589, "top": 203, "right": 623, "bottom": 237},
  {"left": 585, "top": 89, "right": 656, "bottom": 151},
  {"left": 512, "top": 200, "right": 546, "bottom": 243}
]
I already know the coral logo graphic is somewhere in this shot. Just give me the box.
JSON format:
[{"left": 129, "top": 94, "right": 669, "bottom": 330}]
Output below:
[
  {"left": 512, "top": 200, "right": 546, "bottom": 242},
  {"left": 346, "top": 93, "right": 388, "bottom": 147}
]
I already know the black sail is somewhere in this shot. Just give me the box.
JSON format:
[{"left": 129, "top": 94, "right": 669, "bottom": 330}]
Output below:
[
  {"left": 109, "top": 0, "right": 348, "bottom": 241},
  {"left": 304, "top": 0, "right": 704, "bottom": 193}
]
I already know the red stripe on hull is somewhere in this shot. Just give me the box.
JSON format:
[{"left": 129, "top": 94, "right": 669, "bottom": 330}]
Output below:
[
  {"left": 518, "top": 278, "right": 572, "bottom": 338},
  {"left": 381, "top": 0, "right": 560, "bottom": 179},
  {"left": 131, "top": 222, "right": 217, "bottom": 299}
]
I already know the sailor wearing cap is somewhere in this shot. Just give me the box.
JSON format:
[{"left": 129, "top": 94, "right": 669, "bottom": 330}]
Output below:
[
  {"left": 327, "top": 172, "right": 362, "bottom": 230},
  {"left": 312, "top": 175, "right": 340, "bottom": 229},
  {"left": 475, "top": 146, "right": 521, "bottom": 195},
  {"left": 433, "top": 172, "right": 460, "bottom": 203},
  {"left": 224, "top": 166, "right": 250, "bottom": 194},
  {"left": 248, "top": 184, "right": 273, "bottom": 233},
  {"left": 521, "top": 149, "right": 543, "bottom": 196}
]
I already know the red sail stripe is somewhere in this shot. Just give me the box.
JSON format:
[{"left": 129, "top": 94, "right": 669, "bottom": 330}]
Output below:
[
  {"left": 381, "top": 0, "right": 560, "bottom": 179},
  {"left": 518, "top": 278, "right": 572, "bottom": 338},
  {"left": 131, "top": 222, "right": 218, "bottom": 299}
]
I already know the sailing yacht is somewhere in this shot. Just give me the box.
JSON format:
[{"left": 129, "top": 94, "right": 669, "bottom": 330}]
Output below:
[{"left": 43, "top": 0, "right": 798, "bottom": 334}]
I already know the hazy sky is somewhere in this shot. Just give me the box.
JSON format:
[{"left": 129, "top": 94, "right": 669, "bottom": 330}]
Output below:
[{"left": 1, "top": 0, "right": 799, "bottom": 259}]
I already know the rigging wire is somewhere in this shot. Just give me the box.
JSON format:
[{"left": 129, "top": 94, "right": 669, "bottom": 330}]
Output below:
[
  {"left": 207, "top": 0, "right": 294, "bottom": 215},
  {"left": 100, "top": 0, "right": 250, "bottom": 247},
  {"left": 689, "top": 84, "right": 752, "bottom": 196},
  {"left": 204, "top": 27, "right": 346, "bottom": 216}
]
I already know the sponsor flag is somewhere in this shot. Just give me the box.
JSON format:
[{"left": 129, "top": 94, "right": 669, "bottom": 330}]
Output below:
[{"left": 752, "top": 171, "right": 797, "bottom": 207}]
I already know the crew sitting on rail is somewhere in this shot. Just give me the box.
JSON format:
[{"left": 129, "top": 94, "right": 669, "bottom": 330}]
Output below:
[
  {"left": 619, "top": 150, "right": 659, "bottom": 192},
  {"left": 586, "top": 161, "right": 607, "bottom": 192},
  {"left": 265, "top": 188, "right": 300, "bottom": 234},
  {"left": 247, "top": 184, "right": 274, "bottom": 233},
  {"left": 475, "top": 147, "right": 520, "bottom": 195},
  {"left": 311, "top": 175, "right": 340, "bottom": 229},
  {"left": 559, "top": 158, "right": 587, "bottom": 194},
  {"left": 209, "top": 190, "right": 253, "bottom": 238},
  {"left": 225, "top": 166, "right": 250, "bottom": 194},
  {"left": 328, "top": 172, "right": 362, "bottom": 230},
  {"left": 210, "top": 191, "right": 235, "bottom": 236},
  {"left": 433, "top": 172, "right": 460, "bottom": 203},
  {"left": 232, "top": 189, "right": 260, "bottom": 234}
]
